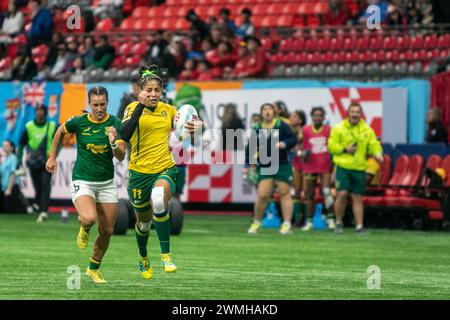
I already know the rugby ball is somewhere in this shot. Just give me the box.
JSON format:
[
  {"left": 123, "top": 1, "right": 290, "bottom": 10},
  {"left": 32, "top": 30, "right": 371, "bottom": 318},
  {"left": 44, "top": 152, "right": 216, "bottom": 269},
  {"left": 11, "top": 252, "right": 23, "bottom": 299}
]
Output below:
[{"left": 174, "top": 104, "right": 198, "bottom": 141}]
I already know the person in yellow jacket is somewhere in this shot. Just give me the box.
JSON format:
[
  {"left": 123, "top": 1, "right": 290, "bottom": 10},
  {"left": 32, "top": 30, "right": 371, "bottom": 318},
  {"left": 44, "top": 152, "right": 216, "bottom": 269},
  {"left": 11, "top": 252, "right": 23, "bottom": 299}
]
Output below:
[{"left": 328, "top": 102, "right": 383, "bottom": 235}]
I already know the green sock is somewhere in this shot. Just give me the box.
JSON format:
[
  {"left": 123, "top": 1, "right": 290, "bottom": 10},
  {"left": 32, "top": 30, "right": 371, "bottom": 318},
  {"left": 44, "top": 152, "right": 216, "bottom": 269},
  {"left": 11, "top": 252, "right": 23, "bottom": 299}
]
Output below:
[
  {"left": 89, "top": 257, "right": 101, "bottom": 270},
  {"left": 135, "top": 224, "right": 149, "bottom": 258},
  {"left": 154, "top": 211, "right": 170, "bottom": 254}
]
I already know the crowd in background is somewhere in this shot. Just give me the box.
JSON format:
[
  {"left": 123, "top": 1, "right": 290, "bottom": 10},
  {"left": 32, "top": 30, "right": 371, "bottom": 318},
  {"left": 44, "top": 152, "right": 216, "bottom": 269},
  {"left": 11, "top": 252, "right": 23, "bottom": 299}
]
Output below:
[{"left": 0, "top": 0, "right": 437, "bottom": 81}]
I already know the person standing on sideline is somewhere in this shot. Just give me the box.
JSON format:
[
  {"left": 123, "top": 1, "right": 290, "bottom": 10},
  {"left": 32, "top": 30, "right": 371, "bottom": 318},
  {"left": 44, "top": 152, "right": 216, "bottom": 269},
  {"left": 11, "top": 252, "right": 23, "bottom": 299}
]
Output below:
[
  {"left": 0, "top": 140, "right": 29, "bottom": 213},
  {"left": 425, "top": 107, "right": 448, "bottom": 145},
  {"left": 245, "top": 103, "right": 298, "bottom": 235},
  {"left": 18, "top": 104, "right": 57, "bottom": 222},
  {"left": 300, "top": 107, "right": 335, "bottom": 231},
  {"left": 328, "top": 102, "right": 383, "bottom": 234}
]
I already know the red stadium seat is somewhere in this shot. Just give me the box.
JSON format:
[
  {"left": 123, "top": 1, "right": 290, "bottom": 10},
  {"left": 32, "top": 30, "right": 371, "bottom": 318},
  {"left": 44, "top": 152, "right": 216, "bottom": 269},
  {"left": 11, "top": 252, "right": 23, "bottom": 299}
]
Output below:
[
  {"left": 119, "top": 43, "right": 133, "bottom": 55},
  {"left": 441, "top": 155, "right": 450, "bottom": 186},
  {"left": 437, "top": 34, "right": 450, "bottom": 48},
  {"left": 206, "top": 5, "right": 221, "bottom": 17},
  {"left": 252, "top": 4, "right": 268, "bottom": 15},
  {"left": 132, "top": 43, "right": 148, "bottom": 56},
  {"left": 364, "top": 155, "right": 410, "bottom": 206},
  {"left": 119, "top": 18, "right": 134, "bottom": 31},
  {"left": 125, "top": 55, "right": 142, "bottom": 68},
  {"left": 397, "top": 155, "right": 424, "bottom": 197},
  {"left": 267, "top": 3, "right": 284, "bottom": 15},
  {"left": 163, "top": 6, "right": 178, "bottom": 17},
  {"left": 147, "top": 6, "right": 165, "bottom": 17},
  {"left": 380, "top": 155, "right": 392, "bottom": 185},
  {"left": 411, "top": 35, "right": 424, "bottom": 49},
  {"left": 132, "top": 6, "right": 149, "bottom": 18},
  {"left": 96, "top": 18, "right": 114, "bottom": 32},
  {"left": 174, "top": 18, "right": 190, "bottom": 31},
  {"left": 133, "top": 19, "right": 147, "bottom": 31}
]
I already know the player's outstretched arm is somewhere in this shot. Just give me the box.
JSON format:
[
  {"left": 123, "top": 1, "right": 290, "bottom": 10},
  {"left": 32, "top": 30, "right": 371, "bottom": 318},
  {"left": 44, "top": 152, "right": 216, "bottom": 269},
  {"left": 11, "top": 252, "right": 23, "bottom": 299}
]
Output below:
[{"left": 46, "top": 124, "right": 66, "bottom": 174}]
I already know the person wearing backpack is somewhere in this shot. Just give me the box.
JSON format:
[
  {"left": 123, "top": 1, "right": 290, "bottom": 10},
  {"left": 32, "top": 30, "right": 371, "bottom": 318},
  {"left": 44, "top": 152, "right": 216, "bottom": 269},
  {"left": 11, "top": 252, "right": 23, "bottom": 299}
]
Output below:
[{"left": 18, "top": 104, "right": 57, "bottom": 222}]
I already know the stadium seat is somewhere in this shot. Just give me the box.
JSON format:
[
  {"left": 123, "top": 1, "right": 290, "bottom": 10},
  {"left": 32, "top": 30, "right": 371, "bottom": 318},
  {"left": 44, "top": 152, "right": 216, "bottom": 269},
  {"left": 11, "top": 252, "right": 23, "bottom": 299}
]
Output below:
[
  {"left": 96, "top": 18, "right": 114, "bottom": 32},
  {"left": 364, "top": 155, "right": 410, "bottom": 206},
  {"left": 284, "top": 64, "right": 299, "bottom": 78},
  {"left": 132, "top": 6, "right": 149, "bottom": 18},
  {"left": 119, "top": 17, "right": 134, "bottom": 31},
  {"left": 270, "top": 64, "right": 285, "bottom": 78}
]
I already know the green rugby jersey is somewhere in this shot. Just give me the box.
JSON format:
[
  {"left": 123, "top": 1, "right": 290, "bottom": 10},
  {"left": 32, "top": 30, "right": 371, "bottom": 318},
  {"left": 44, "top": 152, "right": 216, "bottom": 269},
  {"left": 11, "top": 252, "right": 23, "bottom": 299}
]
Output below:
[{"left": 63, "top": 113, "right": 123, "bottom": 182}]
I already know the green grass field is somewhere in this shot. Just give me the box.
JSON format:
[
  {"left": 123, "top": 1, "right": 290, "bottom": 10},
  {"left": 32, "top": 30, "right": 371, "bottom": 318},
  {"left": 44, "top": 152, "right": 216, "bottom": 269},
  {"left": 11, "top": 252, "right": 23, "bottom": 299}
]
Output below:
[{"left": 0, "top": 213, "right": 450, "bottom": 300}]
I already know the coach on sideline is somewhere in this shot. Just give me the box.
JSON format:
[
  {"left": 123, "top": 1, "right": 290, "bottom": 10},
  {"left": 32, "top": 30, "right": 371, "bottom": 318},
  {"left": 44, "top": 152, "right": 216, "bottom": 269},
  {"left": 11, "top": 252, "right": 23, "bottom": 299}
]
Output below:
[{"left": 328, "top": 102, "right": 383, "bottom": 235}]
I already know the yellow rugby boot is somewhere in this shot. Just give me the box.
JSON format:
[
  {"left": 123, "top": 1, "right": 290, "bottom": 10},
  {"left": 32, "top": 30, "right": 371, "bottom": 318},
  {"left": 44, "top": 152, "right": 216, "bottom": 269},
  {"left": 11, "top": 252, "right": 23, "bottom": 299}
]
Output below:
[
  {"left": 247, "top": 220, "right": 261, "bottom": 234},
  {"left": 85, "top": 268, "right": 107, "bottom": 284},
  {"left": 161, "top": 253, "right": 177, "bottom": 273},
  {"left": 138, "top": 256, "right": 154, "bottom": 279},
  {"left": 77, "top": 226, "right": 89, "bottom": 250}
]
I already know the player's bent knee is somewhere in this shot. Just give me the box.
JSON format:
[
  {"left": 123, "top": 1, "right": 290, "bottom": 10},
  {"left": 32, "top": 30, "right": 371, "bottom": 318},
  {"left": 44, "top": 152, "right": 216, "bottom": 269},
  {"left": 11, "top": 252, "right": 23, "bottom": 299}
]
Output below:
[
  {"left": 137, "top": 221, "right": 152, "bottom": 232},
  {"left": 79, "top": 213, "right": 96, "bottom": 226},
  {"left": 151, "top": 186, "right": 166, "bottom": 214}
]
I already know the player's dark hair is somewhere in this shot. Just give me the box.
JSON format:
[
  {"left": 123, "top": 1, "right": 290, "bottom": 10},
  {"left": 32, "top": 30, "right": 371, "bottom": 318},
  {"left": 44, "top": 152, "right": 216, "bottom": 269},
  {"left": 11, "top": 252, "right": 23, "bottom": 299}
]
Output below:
[
  {"left": 293, "top": 110, "right": 307, "bottom": 126},
  {"left": 88, "top": 86, "right": 109, "bottom": 103},
  {"left": 310, "top": 106, "right": 326, "bottom": 117},
  {"left": 138, "top": 64, "right": 163, "bottom": 88},
  {"left": 260, "top": 103, "right": 275, "bottom": 115}
]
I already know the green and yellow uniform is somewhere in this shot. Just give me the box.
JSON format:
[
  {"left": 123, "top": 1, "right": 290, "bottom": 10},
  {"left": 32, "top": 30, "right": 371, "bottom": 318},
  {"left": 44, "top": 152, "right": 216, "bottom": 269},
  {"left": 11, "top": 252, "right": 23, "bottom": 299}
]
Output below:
[
  {"left": 122, "top": 101, "right": 179, "bottom": 212},
  {"left": 63, "top": 113, "right": 123, "bottom": 182},
  {"left": 328, "top": 118, "right": 382, "bottom": 194}
]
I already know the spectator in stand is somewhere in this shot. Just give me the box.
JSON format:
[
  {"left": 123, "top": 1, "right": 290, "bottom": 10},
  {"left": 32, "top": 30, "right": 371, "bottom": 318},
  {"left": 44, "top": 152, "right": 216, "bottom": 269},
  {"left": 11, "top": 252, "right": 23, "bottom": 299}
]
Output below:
[
  {"left": 233, "top": 36, "right": 266, "bottom": 79},
  {"left": 218, "top": 7, "right": 237, "bottom": 35},
  {"left": 0, "top": 1, "right": 24, "bottom": 43},
  {"left": 236, "top": 7, "right": 254, "bottom": 38},
  {"left": 425, "top": 107, "right": 448, "bottom": 145},
  {"left": 80, "top": 35, "right": 96, "bottom": 68},
  {"left": 387, "top": 5, "right": 406, "bottom": 25},
  {"left": 323, "top": 0, "right": 350, "bottom": 26},
  {"left": 161, "top": 35, "right": 187, "bottom": 78},
  {"left": 93, "top": 0, "right": 123, "bottom": 20},
  {"left": 66, "top": 37, "right": 79, "bottom": 66},
  {"left": 206, "top": 41, "right": 236, "bottom": 75},
  {"left": 223, "top": 40, "right": 247, "bottom": 79},
  {"left": 210, "top": 24, "right": 223, "bottom": 48},
  {"left": 67, "top": 56, "right": 84, "bottom": 83},
  {"left": 35, "top": 42, "right": 71, "bottom": 80},
  {"left": 43, "top": 32, "right": 63, "bottom": 69},
  {"left": 27, "top": 0, "right": 53, "bottom": 46},
  {"left": 185, "top": 9, "right": 210, "bottom": 42},
  {"left": 92, "top": 35, "right": 115, "bottom": 70},
  {"left": 196, "top": 59, "right": 216, "bottom": 81},
  {"left": 179, "top": 59, "right": 199, "bottom": 81},
  {"left": 145, "top": 30, "right": 168, "bottom": 67},
  {"left": 11, "top": 45, "right": 37, "bottom": 81}
]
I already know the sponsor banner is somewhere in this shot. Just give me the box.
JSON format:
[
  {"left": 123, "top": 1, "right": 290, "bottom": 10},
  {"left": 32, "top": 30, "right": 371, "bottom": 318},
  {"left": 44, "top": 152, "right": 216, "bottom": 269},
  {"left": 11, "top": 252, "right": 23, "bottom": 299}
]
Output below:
[{"left": 199, "top": 87, "right": 383, "bottom": 139}]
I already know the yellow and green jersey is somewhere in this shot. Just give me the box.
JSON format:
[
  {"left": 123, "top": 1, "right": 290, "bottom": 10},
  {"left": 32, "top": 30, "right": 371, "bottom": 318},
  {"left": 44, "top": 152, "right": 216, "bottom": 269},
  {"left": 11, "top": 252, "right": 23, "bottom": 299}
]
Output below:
[
  {"left": 63, "top": 113, "right": 123, "bottom": 182},
  {"left": 123, "top": 101, "right": 177, "bottom": 174},
  {"left": 328, "top": 119, "right": 382, "bottom": 172}
]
